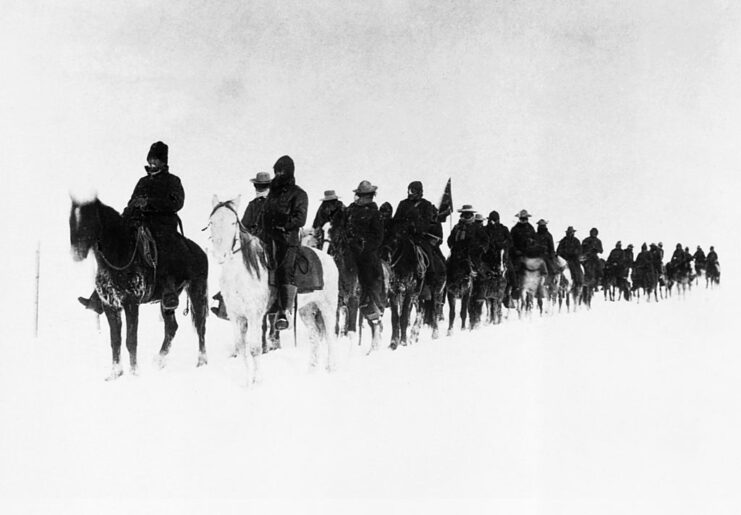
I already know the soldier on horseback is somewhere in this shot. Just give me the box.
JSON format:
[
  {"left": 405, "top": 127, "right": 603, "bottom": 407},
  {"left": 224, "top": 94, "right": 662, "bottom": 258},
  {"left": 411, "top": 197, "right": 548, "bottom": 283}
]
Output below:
[
  {"left": 310, "top": 190, "right": 345, "bottom": 254},
  {"left": 345, "top": 180, "right": 385, "bottom": 326},
  {"left": 447, "top": 205, "right": 489, "bottom": 278},
  {"left": 556, "top": 226, "right": 583, "bottom": 285},
  {"left": 581, "top": 227, "right": 604, "bottom": 278},
  {"left": 534, "top": 219, "right": 557, "bottom": 275},
  {"left": 78, "top": 141, "right": 189, "bottom": 313},
  {"left": 510, "top": 209, "right": 537, "bottom": 267},
  {"left": 392, "top": 180, "right": 446, "bottom": 279},
  {"left": 262, "top": 155, "right": 308, "bottom": 331},
  {"left": 668, "top": 243, "right": 690, "bottom": 277},
  {"left": 693, "top": 245, "right": 706, "bottom": 276},
  {"left": 482, "top": 210, "right": 512, "bottom": 276},
  {"left": 211, "top": 170, "right": 273, "bottom": 320}
]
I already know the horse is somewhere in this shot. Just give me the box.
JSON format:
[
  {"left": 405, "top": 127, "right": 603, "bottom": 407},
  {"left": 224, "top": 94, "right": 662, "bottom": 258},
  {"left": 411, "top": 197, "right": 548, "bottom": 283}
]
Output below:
[
  {"left": 631, "top": 263, "right": 658, "bottom": 303},
  {"left": 552, "top": 256, "right": 578, "bottom": 312},
  {"left": 471, "top": 260, "right": 508, "bottom": 325},
  {"left": 445, "top": 253, "right": 474, "bottom": 335},
  {"left": 305, "top": 212, "right": 362, "bottom": 340},
  {"left": 666, "top": 262, "right": 693, "bottom": 298},
  {"left": 208, "top": 196, "right": 339, "bottom": 384},
  {"left": 580, "top": 257, "right": 600, "bottom": 309},
  {"left": 514, "top": 257, "right": 547, "bottom": 317},
  {"left": 706, "top": 260, "right": 720, "bottom": 288},
  {"left": 385, "top": 233, "right": 445, "bottom": 349},
  {"left": 69, "top": 197, "right": 208, "bottom": 380}
]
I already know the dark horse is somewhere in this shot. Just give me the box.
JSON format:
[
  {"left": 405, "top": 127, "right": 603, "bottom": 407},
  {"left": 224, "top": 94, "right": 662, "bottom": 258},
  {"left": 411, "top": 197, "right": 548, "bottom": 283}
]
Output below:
[
  {"left": 70, "top": 197, "right": 209, "bottom": 380},
  {"left": 445, "top": 253, "right": 474, "bottom": 335},
  {"left": 385, "top": 235, "right": 445, "bottom": 349}
]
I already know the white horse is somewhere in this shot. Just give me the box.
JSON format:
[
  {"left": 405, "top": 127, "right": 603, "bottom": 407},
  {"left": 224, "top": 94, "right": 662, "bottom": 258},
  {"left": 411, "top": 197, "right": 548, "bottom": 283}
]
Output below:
[{"left": 208, "top": 195, "right": 339, "bottom": 385}]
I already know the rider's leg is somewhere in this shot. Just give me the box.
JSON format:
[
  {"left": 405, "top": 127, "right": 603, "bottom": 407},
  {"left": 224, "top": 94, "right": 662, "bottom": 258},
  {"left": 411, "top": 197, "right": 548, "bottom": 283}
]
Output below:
[{"left": 78, "top": 289, "right": 103, "bottom": 314}]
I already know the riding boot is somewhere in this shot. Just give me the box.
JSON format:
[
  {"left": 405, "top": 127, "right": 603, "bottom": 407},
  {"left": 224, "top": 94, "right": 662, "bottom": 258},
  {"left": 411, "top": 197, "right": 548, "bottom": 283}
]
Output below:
[
  {"left": 78, "top": 290, "right": 103, "bottom": 315},
  {"left": 210, "top": 291, "right": 229, "bottom": 320},
  {"left": 162, "top": 277, "right": 179, "bottom": 311},
  {"left": 275, "top": 284, "right": 298, "bottom": 331}
]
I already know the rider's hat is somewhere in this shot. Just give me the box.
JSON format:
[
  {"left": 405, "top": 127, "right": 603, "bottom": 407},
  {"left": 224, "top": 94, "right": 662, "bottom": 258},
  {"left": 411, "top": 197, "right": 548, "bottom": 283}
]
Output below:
[
  {"left": 516, "top": 209, "right": 532, "bottom": 218},
  {"left": 457, "top": 204, "right": 476, "bottom": 213},
  {"left": 320, "top": 189, "right": 339, "bottom": 201},
  {"left": 147, "top": 141, "right": 168, "bottom": 164},
  {"left": 250, "top": 172, "right": 272, "bottom": 185},
  {"left": 536, "top": 219, "right": 548, "bottom": 226},
  {"left": 353, "top": 180, "right": 377, "bottom": 195},
  {"left": 566, "top": 226, "right": 576, "bottom": 233}
]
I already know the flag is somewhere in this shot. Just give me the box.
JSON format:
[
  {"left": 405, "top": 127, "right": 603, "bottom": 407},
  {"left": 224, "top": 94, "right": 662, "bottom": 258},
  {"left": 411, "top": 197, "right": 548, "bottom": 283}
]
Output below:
[{"left": 437, "top": 178, "right": 453, "bottom": 222}]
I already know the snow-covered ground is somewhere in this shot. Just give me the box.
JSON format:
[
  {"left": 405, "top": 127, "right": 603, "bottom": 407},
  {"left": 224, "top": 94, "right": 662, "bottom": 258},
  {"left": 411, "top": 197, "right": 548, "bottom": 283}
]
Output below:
[{"left": 1, "top": 249, "right": 738, "bottom": 514}]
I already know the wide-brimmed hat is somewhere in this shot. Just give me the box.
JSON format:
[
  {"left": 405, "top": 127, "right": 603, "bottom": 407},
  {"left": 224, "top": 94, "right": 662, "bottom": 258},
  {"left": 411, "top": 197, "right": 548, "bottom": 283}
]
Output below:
[
  {"left": 474, "top": 213, "right": 484, "bottom": 222},
  {"left": 536, "top": 219, "right": 548, "bottom": 226},
  {"left": 566, "top": 226, "right": 576, "bottom": 233},
  {"left": 250, "top": 171, "right": 272, "bottom": 185},
  {"left": 457, "top": 204, "right": 476, "bottom": 213},
  {"left": 319, "top": 189, "right": 339, "bottom": 201},
  {"left": 516, "top": 209, "right": 532, "bottom": 218},
  {"left": 353, "top": 180, "right": 377, "bottom": 195}
]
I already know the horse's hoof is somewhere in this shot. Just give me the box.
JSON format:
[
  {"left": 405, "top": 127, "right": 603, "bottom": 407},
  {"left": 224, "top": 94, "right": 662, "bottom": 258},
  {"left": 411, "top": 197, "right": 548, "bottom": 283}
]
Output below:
[
  {"left": 447, "top": 329, "right": 453, "bottom": 337},
  {"left": 130, "top": 366, "right": 139, "bottom": 376},
  {"left": 389, "top": 341, "right": 398, "bottom": 350},
  {"left": 431, "top": 329, "right": 439, "bottom": 340},
  {"left": 197, "top": 353, "right": 208, "bottom": 367},
  {"left": 105, "top": 367, "right": 123, "bottom": 381}
]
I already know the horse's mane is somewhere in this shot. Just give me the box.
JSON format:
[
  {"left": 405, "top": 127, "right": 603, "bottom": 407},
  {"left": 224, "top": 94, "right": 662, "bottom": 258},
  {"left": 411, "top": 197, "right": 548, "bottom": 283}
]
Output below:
[{"left": 238, "top": 228, "right": 268, "bottom": 279}]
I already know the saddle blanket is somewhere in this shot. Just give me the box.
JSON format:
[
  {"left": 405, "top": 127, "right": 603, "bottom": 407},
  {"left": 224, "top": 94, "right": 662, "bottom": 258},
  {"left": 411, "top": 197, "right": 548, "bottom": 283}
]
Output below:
[{"left": 269, "top": 246, "right": 324, "bottom": 293}]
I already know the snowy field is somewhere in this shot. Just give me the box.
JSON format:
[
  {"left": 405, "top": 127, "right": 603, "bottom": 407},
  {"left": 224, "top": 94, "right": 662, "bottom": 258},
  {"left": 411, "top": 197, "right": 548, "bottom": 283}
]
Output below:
[{"left": 1, "top": 247, "right": 738, "bottom": 514}]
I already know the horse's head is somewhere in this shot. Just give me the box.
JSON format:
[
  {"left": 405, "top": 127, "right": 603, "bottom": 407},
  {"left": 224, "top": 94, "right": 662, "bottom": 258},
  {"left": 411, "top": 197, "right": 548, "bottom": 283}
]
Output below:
[
  {"left": 208, "top": 195, "right": 242, "bottom": 264},
  {"left": 69, "top": 196, "right": 100, "bottom": 262}
]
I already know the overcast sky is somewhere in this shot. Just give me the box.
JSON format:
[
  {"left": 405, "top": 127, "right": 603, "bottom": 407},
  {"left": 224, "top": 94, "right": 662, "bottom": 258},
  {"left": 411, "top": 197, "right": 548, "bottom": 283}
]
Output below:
[{"left": 1, "top": 0, "right": 739, "bottom": 270}]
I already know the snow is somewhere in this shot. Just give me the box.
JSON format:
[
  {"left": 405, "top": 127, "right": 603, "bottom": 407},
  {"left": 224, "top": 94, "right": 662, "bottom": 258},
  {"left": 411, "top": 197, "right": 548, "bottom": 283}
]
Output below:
[{"left": 1, "top": 250, "right": 738, "bottom": 514}]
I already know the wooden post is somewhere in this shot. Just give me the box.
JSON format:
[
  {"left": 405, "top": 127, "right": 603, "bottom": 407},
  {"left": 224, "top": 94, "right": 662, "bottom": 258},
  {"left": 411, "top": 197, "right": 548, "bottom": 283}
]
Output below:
[{"left": 34, "top": 241, "right": 40, "bottom": 338}]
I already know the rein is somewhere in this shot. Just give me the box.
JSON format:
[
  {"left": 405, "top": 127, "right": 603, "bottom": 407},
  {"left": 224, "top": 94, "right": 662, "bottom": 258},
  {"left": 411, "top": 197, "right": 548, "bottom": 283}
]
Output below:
[{"left": 205, "top": 201, "right": 246, "bottom": 256}]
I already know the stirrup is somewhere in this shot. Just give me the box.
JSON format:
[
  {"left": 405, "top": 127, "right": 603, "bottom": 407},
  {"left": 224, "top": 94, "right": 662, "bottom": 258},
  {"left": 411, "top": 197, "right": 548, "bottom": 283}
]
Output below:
[
  {"left": 162, "top": 293, "right": 179, "bottom": 311},
  {"left": 274, "top": 312, "right": 290, "bottom": 331}
]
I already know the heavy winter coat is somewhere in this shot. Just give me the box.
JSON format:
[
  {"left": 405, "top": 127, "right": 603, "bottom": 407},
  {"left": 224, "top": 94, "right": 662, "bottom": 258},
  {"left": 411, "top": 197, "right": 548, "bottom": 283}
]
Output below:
[
  {"left": 693, "top": 249, "right": 706, "bottom": 266},
  {"left": 448, "top": 220, "right": 488, "bottom": 264},
  {"left": 581, "top": 236, "right": 603, "bottom": 259},
  {"left": 510, "top": 221, "right": 536, "bottom": 258},
  {"left": 557, "top": 235, "right": 582, "bottom": 261},
  {"left": 392, "top": 197, "right": 435, "bottom": 239},
  {"left": 241, "top": 195, "right": 267, "bottom": 241},
  {"left": 345, "top": 201, "right": 384, "bottom": 253},
  {"left": 534, "top": 227, "right": 555, "bottom": 258},
  {"left": 122, "top": 170, "right": 184, "bottom": 234},
  {"left": 262, "top": 175, "right": 308, "bottom": 247},
  {"left": 483, "top": 222, "right": 512, "bottom": 268}
]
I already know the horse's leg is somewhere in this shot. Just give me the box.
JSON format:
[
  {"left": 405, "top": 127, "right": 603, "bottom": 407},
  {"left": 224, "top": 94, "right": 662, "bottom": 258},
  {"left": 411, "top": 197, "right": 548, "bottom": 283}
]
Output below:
[
  {"left": 400, "top": 294, "right": 413, "bottom": 345},
  {"left": 157, "top": 305, "right": 179, "bottom": 368},
  {"left": 347, "top": 293, "right": 360, "bottom": 335},
  {"left": 389, "top": 294, "right": 401, "bottom": 350},
  {"left": 239, "top": 315, "right": 262, "bottom": 386},
  {"left": 447, "top": 292, "right": 456, "bottom": 336},
  {"left": 461, "top": 292, "right": 469, "bottom": 330},
  {"left": 186, "top": 280, "right": 208, "bottom": 366},
  {"left": 104, "top": 307, "right": 123, "bottom": 381},
  {"left": 123, "top": 302, "right": 140, "bottom": 375}
]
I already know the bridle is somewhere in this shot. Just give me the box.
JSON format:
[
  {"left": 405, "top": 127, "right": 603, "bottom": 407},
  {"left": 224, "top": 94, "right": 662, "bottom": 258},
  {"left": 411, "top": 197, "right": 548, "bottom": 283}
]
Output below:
[{"left": 204, "top": 201, "right": 245, "bottom": 258}]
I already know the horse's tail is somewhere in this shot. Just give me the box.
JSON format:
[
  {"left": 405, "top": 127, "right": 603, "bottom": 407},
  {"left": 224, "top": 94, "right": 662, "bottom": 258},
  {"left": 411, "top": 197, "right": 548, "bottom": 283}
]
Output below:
[{"left": 184, "top": 240, "right": 210, "bottom": 333}]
